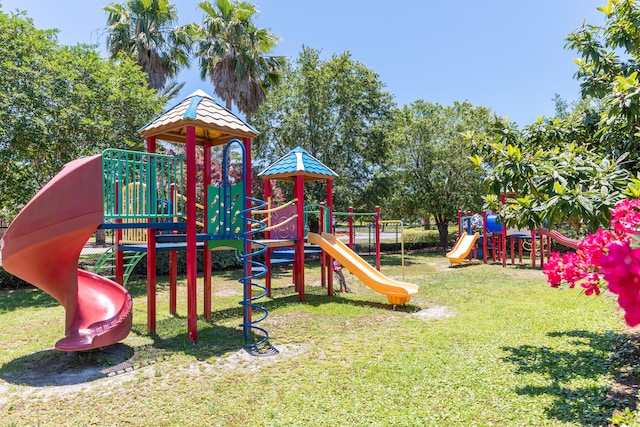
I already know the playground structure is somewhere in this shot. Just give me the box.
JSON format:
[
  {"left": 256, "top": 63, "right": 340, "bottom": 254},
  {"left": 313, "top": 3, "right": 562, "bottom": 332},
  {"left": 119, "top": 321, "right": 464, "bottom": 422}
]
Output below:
[
  {"left": 448, "top": 208, "right": 580, "bottom": 267},
  {"left": 0, "top": 89, "right": 419, "bottom": 353},
  {"left": 257, "top": 148, "right": 417, "bottom": 304}
]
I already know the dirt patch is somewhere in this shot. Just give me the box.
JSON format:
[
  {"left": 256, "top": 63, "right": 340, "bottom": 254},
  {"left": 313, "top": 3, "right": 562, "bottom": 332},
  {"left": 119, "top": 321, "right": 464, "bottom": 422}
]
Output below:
[
  {"left": 0, "top": 343, "right": 305, "bottom": 402},
  {"left": 413, "top": 306, "right": 455, "bottom": 320}
]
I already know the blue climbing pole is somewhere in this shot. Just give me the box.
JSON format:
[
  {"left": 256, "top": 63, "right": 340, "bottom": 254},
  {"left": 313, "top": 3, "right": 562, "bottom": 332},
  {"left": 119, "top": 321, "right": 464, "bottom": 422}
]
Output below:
[{"left": 219, "top": 139, "right": 277, "bottom": 356}]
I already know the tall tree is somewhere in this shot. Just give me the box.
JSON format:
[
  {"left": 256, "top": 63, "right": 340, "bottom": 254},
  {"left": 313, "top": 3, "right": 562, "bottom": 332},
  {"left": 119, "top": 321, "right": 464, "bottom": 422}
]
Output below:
[
  {"left": 252, "top": 47, "right": 395, "bottom": 210},
  {"left": 0, "top": 8, "right": 162, "bottom": 216},
  {"left": 103, "top": 0, "right": 193, "bottom": 93},
  {"left": 565, "top": 0, "right": 640, "bottom": 171},
  {"left": 389, "top": 101, "right": 491, "bottom": 250},
  {"left": 196, "top": 0, "right": 285, "bottom": 121},
  {"left": 467, "top": 117, "right": 630, "bottom": 233}
]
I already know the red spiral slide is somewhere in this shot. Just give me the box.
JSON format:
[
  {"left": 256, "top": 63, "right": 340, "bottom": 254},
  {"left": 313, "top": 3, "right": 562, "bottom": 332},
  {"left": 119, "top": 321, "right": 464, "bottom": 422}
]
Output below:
[{"left": 0, "top": 155, "right": 132, "bottom": 351}]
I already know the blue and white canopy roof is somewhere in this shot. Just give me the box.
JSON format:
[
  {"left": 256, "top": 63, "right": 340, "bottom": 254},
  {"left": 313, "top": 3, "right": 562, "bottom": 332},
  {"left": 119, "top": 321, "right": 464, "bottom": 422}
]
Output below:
[{"left": 258, "top": 146, "right": 338, "bottom": 182}]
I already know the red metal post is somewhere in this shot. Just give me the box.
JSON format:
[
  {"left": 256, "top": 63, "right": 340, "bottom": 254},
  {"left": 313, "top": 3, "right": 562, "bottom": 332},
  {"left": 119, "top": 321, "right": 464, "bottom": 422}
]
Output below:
[
  {"left": 242, "top": 138, "right": 254, "bottom": 324},
  {"left": 531, "top": 227, "right": 537, "bottom": 269},
  {"left": 518, "top": 238, "right": 523, "bottom": 264},
  {"left": 263, "top": 178, "right": 272, "bottom": 297},
  {"left": 348, "top": 206, "right": 354, "bottom": 250},
  {"left": 326, "top": 179, "right": 334, "bottom": 293},
  {"left": 467, "top": 211, "right": 474, "bottom": 260},
  {"left": 147, "top": 136, "right": 157, "bottom": 332},
  {"left": 169, "top": 183, "right": 177, "bottom": 315},
  {"left": 295, "top": 175, "right": 305, "bottom": 301},
  {"left": 375, "top": 206, "right": 381, "bottom": 271},
  {"left": 115, "top": 180, "right": 124, "bottom": 284},
  {"left": 482, "top": 210, "right": 487, "bottom": 264},
  {"left": 320, "top": 202, "right": 327, "bottom": 289},
  {"left": 186, "top": 126, "right": 197, "bottom": 344},
  {"left": 510, "top": 236, "right": 515, "bottom": 265},
  {"left": 500, "top": 194, "right": 506, "bottom": 267}
]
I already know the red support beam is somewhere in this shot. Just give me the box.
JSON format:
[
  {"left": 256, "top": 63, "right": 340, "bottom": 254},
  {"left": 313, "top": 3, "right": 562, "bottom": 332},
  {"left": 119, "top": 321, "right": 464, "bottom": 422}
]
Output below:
[
  {"left": 169, "top": 183, "right": 177, "bottom": 315},
  {"left": 243, "top": 137, "right": 253, "bottom": 323},
  {"left": 295, "top": 175, "right": 305, "bottom": 301},
  {"left": 146, "top": 136, "right": 157, "bottom": 333},
  {"left": 348, "top": 207, "right": 354, "bottom": 250},
  {"left": 320, "top": 202, "right": 327, "bottom": 289},
  {"left": 326, "top": 180, "right": 334, "bottom": 293},
  {"left": 263, "top": 178, "right": 272, "bottom": 297},
  {"left": 186, "top": 126, "right": 198, "bottom": 344},
  {"left": 115, "top": 180, "right": 124, "bottom": 285},
  {"left": 375, "top": 206, "right": 381, "bottom": 271}
]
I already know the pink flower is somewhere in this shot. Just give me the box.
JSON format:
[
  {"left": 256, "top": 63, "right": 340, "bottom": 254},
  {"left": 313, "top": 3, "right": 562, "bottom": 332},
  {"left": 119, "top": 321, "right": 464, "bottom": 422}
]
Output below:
[
  {"left": 580, "top": 272, "right": 601, "bottom": 296},
  {"left": 561, "top": 252, "right": 585, "bottom": 286},
  {"left": 543, "top": 252, "right": 563, "bottom": 287},
  {"left": 578, "top": 228, "right": 627, "bottom": 269},
  {"left": 611, "top": 199, "right": 640, "bottom": 234},
  {"left": 543, "top": 198, "right": 640, "bottom": 327},
  {"left": 624, "top": 308, "right": 640, "bottom": 327},
  {"left": 600, "top": 242, "right": 640, "bottom": 290}
]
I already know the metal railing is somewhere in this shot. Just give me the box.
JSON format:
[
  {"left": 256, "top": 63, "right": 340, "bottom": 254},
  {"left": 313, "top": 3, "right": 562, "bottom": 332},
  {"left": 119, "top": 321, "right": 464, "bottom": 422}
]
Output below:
[{"left": 102, "top": 149, "right": 186, "bottom": 220}]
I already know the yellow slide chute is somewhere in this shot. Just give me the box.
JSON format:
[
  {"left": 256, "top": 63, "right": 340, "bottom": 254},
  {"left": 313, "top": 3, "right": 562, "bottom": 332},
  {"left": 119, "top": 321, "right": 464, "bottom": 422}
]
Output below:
[
  {"left": 446, "top": 232, "right": 480, "bottom": 264},
  {"left": 307, "top": 232, "right": 419, "bottom": 305}
]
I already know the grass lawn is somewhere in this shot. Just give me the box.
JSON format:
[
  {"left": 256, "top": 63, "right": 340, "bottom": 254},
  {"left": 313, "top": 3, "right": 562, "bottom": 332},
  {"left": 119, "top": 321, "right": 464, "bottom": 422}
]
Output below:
[{"left": 0, "top": 252, "right": 638, "bottom": 426}]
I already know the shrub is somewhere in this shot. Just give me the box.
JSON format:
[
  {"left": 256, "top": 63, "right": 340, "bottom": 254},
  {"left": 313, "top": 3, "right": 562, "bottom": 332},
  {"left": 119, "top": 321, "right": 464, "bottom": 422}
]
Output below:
[{"left": 0, "top": 266, "right": 31, "bottom": 289}]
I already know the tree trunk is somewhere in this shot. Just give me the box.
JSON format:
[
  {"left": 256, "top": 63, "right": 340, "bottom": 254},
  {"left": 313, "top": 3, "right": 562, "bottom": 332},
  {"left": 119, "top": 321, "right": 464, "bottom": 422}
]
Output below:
[
  {"left": 95, "top": 229, "right": 106, "bottom": 246},
  {"left": 421, "top": 215, "right": 431, "bottom": 230},
  {"left": 434, "top": 214, "right": 449, "bottom": 252}
]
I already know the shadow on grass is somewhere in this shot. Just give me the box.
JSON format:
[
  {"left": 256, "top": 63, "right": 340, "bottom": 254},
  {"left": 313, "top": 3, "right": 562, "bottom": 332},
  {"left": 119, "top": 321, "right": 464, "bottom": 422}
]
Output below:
[
  {"left": 0, "top": 267, "right": 421, "bottom": 388},
  {"left": 0, "top": 288, "right": 58, "bottom": 312},
  {"left": 445, "top": 261, "right": 483, "bottom": 269},
  {"left": 0, "top": 275, "right": 169, "bottom": 312},
  {"left": 0, "top": 319, "right": 246, "bottom": 387},
  {"left": 502, "top": 330, "right": 640, "bottom": 426}
]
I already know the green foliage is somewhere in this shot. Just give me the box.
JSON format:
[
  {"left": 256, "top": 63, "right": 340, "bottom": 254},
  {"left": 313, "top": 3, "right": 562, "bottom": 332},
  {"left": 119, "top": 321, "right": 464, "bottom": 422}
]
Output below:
[
  {"left": 401, "top": 228, "right": 458, "bottom": 247},
  {"left": 252, "top": 47, "right": 395, "bottom": 210},
  {"left": 0, "top": 8, "right": 163, "bottom": 214},
  {"left": 565, "top": 0, "right": 640, "bottom": 171},
  {"left": 195, "top": 0, "right": 285, "bottom": 119},
  {"left": 469, "top": 116, "right": 629, "bottom": 231},
  {"left": 387, "top": 100, "right": 492, "bottom": 249},
  {"left": 134, "top": 249, "right": 241, "bottom": 276},
  {"left": 610, "top": 408, "right": 640, "bottom": 427},
  {"left": 0, "top": 266, "right": 30, "bottom": 290},
  {"left": 103, "top": 0, "right": 195, "bottom": 92}
]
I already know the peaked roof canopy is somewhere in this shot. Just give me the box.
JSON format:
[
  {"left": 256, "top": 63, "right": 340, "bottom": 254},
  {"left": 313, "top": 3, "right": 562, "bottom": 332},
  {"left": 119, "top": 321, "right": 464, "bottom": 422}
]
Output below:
[
  {"left": 258, "top": 146, "right": 338, "bottom": 182},
  {"left": 138, "top": 89, "right": 258, "bottom": 145}
]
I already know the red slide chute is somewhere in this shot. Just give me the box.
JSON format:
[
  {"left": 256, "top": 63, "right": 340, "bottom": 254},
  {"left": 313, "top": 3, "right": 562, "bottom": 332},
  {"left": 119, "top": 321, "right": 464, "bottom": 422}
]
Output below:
[{"left": 1, "top": 155, "right": 132, "bottom": 351}]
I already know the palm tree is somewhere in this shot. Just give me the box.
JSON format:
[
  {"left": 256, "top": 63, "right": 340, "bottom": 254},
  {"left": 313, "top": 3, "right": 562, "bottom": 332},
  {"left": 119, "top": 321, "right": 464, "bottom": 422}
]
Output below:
[
  {"left": 103, "top": 0, "right": 194, "bottom": 93},
  {"left": 196, "top": 0, "right": 286, "bottom": 121}
]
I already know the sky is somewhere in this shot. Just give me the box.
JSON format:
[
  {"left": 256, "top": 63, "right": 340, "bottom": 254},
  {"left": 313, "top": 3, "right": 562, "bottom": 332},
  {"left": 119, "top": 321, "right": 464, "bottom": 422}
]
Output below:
[{"left": 0, "top": 0, "right": 608, "bottom": 126}]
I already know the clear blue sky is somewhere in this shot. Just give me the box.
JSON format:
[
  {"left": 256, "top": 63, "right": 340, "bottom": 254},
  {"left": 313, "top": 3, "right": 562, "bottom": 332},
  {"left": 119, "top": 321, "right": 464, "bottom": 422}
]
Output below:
[{"left": 1, "top": 0, "right": 606, "bottom": 126}]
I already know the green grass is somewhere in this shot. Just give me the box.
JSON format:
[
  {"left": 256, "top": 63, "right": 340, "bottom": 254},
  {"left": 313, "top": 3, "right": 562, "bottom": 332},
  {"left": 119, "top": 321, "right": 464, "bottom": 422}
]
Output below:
[{"left": 0, "top": 253, "right": 637, "bottom": 426}]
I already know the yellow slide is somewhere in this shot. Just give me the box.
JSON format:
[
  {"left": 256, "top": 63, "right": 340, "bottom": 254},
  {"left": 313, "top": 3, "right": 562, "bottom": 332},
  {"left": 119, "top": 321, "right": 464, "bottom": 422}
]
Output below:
[
  {"left": 307, "top": 232, "right": 419, "bottom": 305},
  {"left": 446, "top": 232, "right": 480, "bottom": 264}
]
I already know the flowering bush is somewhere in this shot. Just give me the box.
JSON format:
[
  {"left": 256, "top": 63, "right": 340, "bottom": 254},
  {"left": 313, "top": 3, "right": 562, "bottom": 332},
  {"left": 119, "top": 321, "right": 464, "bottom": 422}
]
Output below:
[{"left": 543, "top": 199, "right": 640, "bottom": 326}]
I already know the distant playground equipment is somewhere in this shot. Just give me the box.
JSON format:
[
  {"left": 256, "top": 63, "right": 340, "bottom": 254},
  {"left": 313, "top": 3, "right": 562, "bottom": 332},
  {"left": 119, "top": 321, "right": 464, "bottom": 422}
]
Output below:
[
  {"left": 446, "top": 232, "right": 480, "bottom": 264},
  {"left": 447, "top": 192, "right": 579, "bottom": 267},
  {"left": 447, "top": 207, "right": 579, "bottom": 267},
  {"left": 0, "top": 89, "right": 419, "bottom": 354}
]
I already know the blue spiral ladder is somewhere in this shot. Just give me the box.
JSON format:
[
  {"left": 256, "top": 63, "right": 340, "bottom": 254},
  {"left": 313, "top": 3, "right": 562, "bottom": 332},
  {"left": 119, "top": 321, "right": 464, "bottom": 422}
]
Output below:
[{"left": 219, "top": 140, "right": 277, "bottom": 356}]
